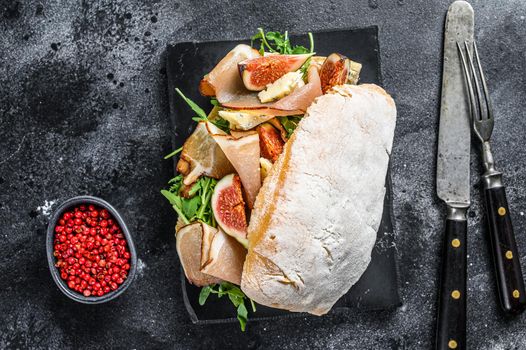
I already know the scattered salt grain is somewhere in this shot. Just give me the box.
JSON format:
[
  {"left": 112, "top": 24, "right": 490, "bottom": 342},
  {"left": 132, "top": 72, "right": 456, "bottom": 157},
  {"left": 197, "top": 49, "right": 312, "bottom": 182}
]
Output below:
[
  {"left": 36, "top": 200, "right": 56, "bottom": 218},
  {"left": 137, "top": 258, "right": 146, "bottom": 277}
]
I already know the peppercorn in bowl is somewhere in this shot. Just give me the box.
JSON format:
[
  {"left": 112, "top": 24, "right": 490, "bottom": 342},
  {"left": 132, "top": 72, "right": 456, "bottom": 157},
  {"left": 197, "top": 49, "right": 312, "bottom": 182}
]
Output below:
[{"left": 46, "top": 196, "right": 137, "bottom": 304}]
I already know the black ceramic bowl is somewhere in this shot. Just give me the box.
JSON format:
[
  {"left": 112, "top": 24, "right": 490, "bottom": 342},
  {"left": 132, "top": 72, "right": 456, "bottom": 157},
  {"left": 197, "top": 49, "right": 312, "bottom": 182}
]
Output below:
[{"left": 46, "top": 196, "right": 137, "bottom": 304}]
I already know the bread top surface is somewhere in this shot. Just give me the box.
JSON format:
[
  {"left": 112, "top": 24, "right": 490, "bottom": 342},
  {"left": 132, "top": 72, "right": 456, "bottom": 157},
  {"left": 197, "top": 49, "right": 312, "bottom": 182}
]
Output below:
[{"left": 241, "top": 84, "right": 396, "bottom": 315}]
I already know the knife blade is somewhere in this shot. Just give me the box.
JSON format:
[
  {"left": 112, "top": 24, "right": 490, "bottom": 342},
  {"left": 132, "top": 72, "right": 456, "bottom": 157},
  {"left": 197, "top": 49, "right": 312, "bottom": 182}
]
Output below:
[{"left": 436, "top": 1, "right": 474, "bottom": 349}]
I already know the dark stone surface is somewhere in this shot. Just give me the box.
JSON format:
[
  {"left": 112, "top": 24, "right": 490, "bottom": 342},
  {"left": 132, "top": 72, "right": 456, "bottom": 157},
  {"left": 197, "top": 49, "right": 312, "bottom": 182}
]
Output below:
[{"left": 0, "top": 0, "right": 524, "bottom": 348}]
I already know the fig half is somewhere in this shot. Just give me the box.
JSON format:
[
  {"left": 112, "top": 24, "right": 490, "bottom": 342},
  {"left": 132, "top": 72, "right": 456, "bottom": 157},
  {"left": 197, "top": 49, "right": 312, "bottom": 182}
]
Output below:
[
  {"left": 319, "top": 53, "right": 350, "bottom": 94},
  {"left": 211, "top": 174, "right": 248, "bottom": 247},
  {"left": 257, "top": 123, "right": 284, "bottom": 163},
  {"left": 238, "top": 53, "right": 313, "bottom": 92}
]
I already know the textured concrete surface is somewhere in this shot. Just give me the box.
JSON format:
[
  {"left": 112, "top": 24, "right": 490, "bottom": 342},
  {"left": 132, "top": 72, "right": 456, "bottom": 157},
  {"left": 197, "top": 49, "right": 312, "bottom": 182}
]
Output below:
[{"left": 1, "top": 0, "right": 525, "bottom": 348}]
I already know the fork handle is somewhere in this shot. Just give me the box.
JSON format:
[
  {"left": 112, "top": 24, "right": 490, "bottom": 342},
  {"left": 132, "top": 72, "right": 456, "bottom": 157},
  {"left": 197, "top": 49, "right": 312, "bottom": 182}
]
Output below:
[
  {"left": 436, "top": 208, "right": 467, "bottom": 350},
  {"left": 484, "top": 179, "right": 526, "bottom": 315}
]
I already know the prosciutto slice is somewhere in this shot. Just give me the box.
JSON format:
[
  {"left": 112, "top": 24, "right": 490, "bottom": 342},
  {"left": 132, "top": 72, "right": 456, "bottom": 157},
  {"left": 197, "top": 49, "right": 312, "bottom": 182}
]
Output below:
[
  {"left": 199, "top": 44, "right": 261, "bottom": 101},
  {"left": 201, "top": 45, "right": 322, "bottom": 114},
  {"left": 271, "top": 66, "right": 322, "bottom": 112},
  {"left": 205, "top": 122, "right": 261, "bottom": 208}
]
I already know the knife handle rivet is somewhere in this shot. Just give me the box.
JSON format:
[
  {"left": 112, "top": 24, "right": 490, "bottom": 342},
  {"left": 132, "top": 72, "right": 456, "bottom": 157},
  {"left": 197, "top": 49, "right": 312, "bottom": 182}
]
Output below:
[
  {"left": 451, "top": 290, "right": 461, "bottom": 299},
  {"left": 513, "top": 290, "right": 520, "bottom": 299},
  {"left": 448, "top": 339, "right": 458, "bottom": 349},
  {"left": 451, "top": 238, "right": 461, "bottom": 248},
  {"left": 505, "top": 250, "right": 513, "bottom": 260},
  {"left": 498, "top": 207, "right": 507, "bottom": 216}
]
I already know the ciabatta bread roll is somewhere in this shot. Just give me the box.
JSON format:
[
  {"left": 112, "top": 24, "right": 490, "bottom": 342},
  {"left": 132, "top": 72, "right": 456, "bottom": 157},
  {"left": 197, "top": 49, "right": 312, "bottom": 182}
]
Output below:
[{"left": 241, "top": 84, "right": 396, "bottom": 315}]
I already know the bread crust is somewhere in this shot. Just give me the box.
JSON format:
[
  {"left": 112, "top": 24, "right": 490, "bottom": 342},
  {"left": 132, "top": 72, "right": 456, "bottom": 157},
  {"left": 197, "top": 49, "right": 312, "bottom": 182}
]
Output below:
[{"left": 241, "top": 84, "right": 396, "bottom": 315}]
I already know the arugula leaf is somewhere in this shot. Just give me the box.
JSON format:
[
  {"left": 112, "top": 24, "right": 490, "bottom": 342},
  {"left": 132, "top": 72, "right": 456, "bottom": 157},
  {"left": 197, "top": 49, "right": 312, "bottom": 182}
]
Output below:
[
  {"left": 188, "top": 181, "right": 202, "bottom": 197},
  {"left": 175, "top": 88, "right": 230, "bottom": 133},
  {"left": 237, "top": 303, "right": 248, "bottom": 332},
  {"left": 164, "top": 146, "right": 183, "bottom": 160},
  {"left": 168, "top": 174, "right": 183, "bottom": 193},
  {"left": 182, "top": 196, "right": 201, "bottom": 219},
  {"left": 161, "top": 190, "right": 189, "bottom": 224},
  {"left": 251, "top": 28, "right": 314, "bottom": 56},
  {"left": 210, "top": 117, "right": 230, "bottom": 134},
  {"left": 251, "top": 28, "right": 275, "bottom": 55},
  {"left": 278, "top": 116, "right": 303, "bottom": 138},
  {"left": 161, "top": 176, "right": 219, "bottom": 227},
  {"left": 199, "top": 282, "right": 256, "bottom": 331},
  {"left": 175, "top": 88, "right": 207, "bottom": 120},
  {"left": 199, "top": 285, "right": 212, "bottom": 305}
]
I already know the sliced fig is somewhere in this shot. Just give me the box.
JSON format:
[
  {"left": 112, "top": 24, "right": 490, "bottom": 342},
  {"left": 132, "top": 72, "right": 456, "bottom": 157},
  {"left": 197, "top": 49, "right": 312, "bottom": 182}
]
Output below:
[
  {"left": 319, "top": 53, "right": 350, "bottom": 94},
  {"left": 257, "top": 123, "right": 284, "bottom": 163},
  {"left": 211, "top": 174, "right": 248, "bottom": 247},
  {"left": 238, "top": 53, "right": 313, "bottom": 91}
]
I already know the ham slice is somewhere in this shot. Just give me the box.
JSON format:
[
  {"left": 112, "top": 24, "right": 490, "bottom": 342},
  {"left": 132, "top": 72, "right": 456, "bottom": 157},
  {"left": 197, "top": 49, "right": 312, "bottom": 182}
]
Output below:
[
  {"left": 200, "top": 227, "right": 246, "bottom": 285},
  {"left": 272, "top": 66, "right": 322, "bottom": 112},
  {"left": 177, "top": 122, "right": 235, "bottom": 186},
  {"left": 176, "top": 222, "right": 221, "bottom": 286},
  {"left": 201, "top": 45, "right": 322, "bottom": 114},
  {"left": 206, "top": 122, "right": 261, "bottom": 208},
  {"left": 199, "top": 44, "right": 261, "bottom": 102}
]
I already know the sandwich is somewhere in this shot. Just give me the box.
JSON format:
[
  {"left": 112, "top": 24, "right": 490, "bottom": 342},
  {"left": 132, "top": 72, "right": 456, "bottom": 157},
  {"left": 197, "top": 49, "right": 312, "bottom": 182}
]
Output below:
[{"left": 162, "top": 29, "right": 396, "bottom": 329}]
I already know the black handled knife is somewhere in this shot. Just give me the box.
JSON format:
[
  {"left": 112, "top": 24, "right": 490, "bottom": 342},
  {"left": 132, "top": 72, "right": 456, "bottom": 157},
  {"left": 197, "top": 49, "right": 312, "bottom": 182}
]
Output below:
[{"left": 435, "top": 1, "right": 474, "bottom": 349}]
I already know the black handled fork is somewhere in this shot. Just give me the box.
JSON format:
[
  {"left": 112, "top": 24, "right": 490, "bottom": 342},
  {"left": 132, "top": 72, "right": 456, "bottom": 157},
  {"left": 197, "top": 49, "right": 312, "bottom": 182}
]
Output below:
[{"left": 458, "top": 41, "right": 526, "bottom": 315}]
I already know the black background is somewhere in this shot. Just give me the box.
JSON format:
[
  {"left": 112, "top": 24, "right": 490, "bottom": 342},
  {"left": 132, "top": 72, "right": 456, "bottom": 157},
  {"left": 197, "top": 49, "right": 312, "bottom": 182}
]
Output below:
[{"left": 1, "top": 0, "right": 525, "bottom": 348}]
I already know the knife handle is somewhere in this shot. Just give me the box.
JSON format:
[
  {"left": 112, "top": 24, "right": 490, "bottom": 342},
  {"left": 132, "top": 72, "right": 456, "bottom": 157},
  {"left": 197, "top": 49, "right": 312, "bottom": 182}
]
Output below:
[
  {"left": 437, "top": 216, "right": 467, "bottom": 350},
  {"left": 484, "top": 184, "right": 526, "bottom": 315}
]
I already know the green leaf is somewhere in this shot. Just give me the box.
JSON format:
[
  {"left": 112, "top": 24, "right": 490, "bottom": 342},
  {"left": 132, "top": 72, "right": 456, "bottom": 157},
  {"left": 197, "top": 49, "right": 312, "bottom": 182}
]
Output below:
[
  {"left": 182, "top": 196, "right": 201, "bottom": 219},
  {"left": 210, "top": 98, "right": 220, "bottom": 106},
  {"left": 251, "top": 28, "right": 313, "bottom": 56},
  {"left": 210, "top": 117, "right": 230, "bottom": 134},
  {"left": 161, "top": 190, "right": 189, "bottom": 224},
  {"left": 237, "top": 303, "right": 248, "bottom": 332},
  {"left": 199, "top": 286, "right": 212, "bottom": 305},
  {"left": 164, "top": 146, "right": 183, "bottom": 160},
  {"left": 175, "top": 88, "right": 207, "bottom": 120},
  {"left": 228, "top": 293, "right": 243, "bottom": 307},
  {"left": 162, "top": 174, "right": 219, "bottom": 227},
  {"left": 291, "top": 45, "right": 309, "bottom": 54},
  {"left": 278, "top": 116, "right": 303, "bottom": 138},
  {"left": 161, "top": 190, "right": 179, "bottom": 206},
  {"left": 188, "top": 181, "right": 202, "bottom": 197},
  {"left": 196, "top": 281, "right": 255, "bottom": 332},
  {"left": 167, "top": 174, "right": 183, "bottom": 193},
  {"left": 168, "top": 174, "right": 183, "bottom": 184}
]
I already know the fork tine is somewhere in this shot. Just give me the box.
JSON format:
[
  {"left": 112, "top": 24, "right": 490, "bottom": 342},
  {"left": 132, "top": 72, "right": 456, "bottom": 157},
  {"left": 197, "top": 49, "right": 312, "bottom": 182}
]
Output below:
[
  {"left": 464, "top": 41, "right": 485, "bottom": 121},
  {"left": 472, "top": 41, "right": 494, "bottom": 121},
  {"left": 457, "top": 42, "right": 478, "bottom": 123}
]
